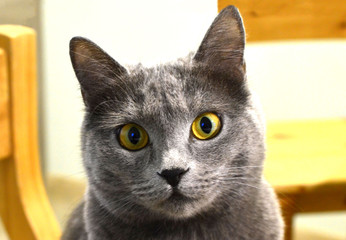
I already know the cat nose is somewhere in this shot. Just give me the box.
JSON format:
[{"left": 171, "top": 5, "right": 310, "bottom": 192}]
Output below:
[{"left": 157, "top": 168, "right": 189, "bottom": 187}]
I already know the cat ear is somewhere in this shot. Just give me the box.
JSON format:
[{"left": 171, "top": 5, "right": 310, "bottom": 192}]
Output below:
[
  {"left": 70, "top": 37, "right": 128, "bottom": 110},
  {"left": 194, "top": 5, "right": 245, "bottom": 71}
]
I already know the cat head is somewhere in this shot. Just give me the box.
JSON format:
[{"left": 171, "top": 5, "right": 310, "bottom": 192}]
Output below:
[{"left": 70, "top": 6, "right": 264, "bottom": 220}]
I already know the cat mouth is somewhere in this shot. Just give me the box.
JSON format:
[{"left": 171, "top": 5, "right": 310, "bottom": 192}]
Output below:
[
  {"left": 155, "top": 190, "right": 202, "bottom": 219},
  {"left": 166, "top": 190, "right": 194, "bottom": 203}
]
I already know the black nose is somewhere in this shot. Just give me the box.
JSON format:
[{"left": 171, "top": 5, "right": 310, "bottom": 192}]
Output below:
[{"left": 158, "top": 168, "right": 189, "bottom": 187}]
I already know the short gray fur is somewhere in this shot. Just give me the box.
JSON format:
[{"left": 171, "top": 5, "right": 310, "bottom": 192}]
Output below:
[{"left": 62, "top": 5, "right": 284, "bottom": 240}]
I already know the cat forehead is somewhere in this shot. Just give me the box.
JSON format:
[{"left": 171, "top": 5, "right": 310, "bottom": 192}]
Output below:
[
  {"left": 111, "top": 63, "right": 229, "bottom": 125},
  {"left": 128, "top": 64, "right": 193, "bottom": 118},
  {"left": 138, "top": 65, "right": 187, "bottom": 97},
  {"left": 90, "top": 61, "right": 244, "bottom": 130}
]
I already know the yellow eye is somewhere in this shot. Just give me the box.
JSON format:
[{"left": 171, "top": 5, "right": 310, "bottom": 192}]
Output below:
[
  {"left": 119, "top": 123, "right": 148, "bottom": 151},
  {"left": 191, "top": 112, "right": 221, "bottom": 140}
]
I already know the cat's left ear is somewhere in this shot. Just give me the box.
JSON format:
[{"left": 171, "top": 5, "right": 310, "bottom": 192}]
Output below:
[
  {"left": 70, "top": 37, "right": 128, "bottom": 110},
  {"left": 194, "top": 5, "right": 245, "bottom": 72}
]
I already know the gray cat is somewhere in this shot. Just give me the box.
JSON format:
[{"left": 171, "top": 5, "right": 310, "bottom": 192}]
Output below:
[{"left": 62, "top": 5, "right": 284, "bottom": 240}]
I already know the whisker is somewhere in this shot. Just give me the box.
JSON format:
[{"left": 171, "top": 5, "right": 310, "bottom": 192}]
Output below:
[
  {"left": 218, "top": 176, "right": 260, "bottom": 181},
  {"left": 225, "top": 165, "right": 263, "bottom": 169},
  {"left": 230, "top": 182, "right": 261, "bottom": 190}
]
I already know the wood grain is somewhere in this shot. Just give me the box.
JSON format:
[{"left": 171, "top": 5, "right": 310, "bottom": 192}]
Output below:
[
  {"left": 265, "top": 119, "right": 346, "bottom": 240},
  {"left": 265, "top": 119, "right": 346, "bottom": 192},
  {"left": 218, "top": 0, "right": 346, "bottom": 41},
  {"left": 0, "top": 49, "right": 10, "bottom": 161},
  {"left": 0, "top": 25, "right": 61, "bottom": 240}
]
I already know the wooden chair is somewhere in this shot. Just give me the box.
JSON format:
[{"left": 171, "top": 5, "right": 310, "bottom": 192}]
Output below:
[
  {"left": 218, "top": 1, "right": 346, "bottom": 239},
  {"left": 0, "top": 25, "right": 61, "bottom": 240}
]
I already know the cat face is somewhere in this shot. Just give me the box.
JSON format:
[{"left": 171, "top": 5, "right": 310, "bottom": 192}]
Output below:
[{"left": 70, "top": 6, "right": 265, "bottom": 220}]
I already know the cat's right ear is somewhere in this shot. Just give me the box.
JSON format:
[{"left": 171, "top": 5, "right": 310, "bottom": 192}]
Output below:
[{"left": 70, "top": 37, "right": 128, "bottom": 110}]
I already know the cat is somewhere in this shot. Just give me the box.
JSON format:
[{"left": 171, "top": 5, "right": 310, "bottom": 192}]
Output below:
[{"left": 62, "top": 5, "right": 284, "bottom": 240}]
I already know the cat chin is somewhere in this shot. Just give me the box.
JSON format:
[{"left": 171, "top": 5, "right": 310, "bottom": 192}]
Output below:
[
  {"left": 155, "top": 200, "right": 201, "bottom": 219},
  {"left": 150, "top": 192, "right": 217, "bottom": 220}
]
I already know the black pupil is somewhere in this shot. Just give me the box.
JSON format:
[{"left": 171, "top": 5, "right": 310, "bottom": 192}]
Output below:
[
  {"left": 200, "top": 117, "right": 212, "bottom": 134},
  {"left": 128, "top": 127, "right": 141, "bottom": 145}
]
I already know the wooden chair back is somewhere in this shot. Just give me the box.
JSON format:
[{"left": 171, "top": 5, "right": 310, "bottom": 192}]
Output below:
[
  {"left": 0, "top": 25, "right": 61, "bottom": 240},
  {"left": 219, "top": 0, "right": 346, "bottom": 41}
]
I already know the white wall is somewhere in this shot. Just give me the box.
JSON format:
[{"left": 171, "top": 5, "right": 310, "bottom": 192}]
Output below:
[
  {"left": 246, "top": 40, "right": 346, "bottom": 120},
  {"left": 40, "top": 0, "right": 346, "bottom": 177}
]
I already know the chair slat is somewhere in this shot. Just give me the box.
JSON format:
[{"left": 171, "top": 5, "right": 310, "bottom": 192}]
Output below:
[
  {"left": 0, "top": 25, "right": 61, "bottom": 240},
  {"left": 219, "top": 0, "right": 346, "bottom": 41},
  {"left": 0, "top": 49, "right": 10, "bottom": 161}
]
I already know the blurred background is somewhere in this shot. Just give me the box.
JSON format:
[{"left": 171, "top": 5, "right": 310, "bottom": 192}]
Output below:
[{"left": 0, "top": 0, "right": 345, "bottom": 239}]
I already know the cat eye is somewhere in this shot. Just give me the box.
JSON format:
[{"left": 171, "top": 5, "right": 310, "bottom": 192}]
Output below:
[
  {"left": 118, "top": 123, "right": 148, "bottom": 151},
  {"left": 191, "top": 112, "right": 221, "bottom": 140}
]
